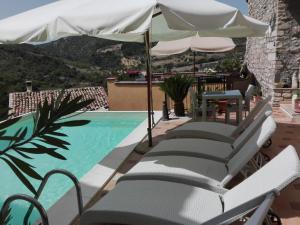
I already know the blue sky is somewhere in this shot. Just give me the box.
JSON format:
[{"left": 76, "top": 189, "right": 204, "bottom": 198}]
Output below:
[{"left": 0, "top": 0, "right": 248, "bottom": 20}]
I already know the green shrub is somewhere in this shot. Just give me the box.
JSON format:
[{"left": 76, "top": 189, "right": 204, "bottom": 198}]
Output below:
[{"left": 160, "top": 75, "right": 194, "bottom": 116}]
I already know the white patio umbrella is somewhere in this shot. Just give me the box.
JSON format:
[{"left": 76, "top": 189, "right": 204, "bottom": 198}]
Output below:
[
  {"left": 152, "top": 36, "right": 236, "bottom": 56},
  {"left": 151, "top": 36, "right": 236, "bottom": 74},
  {"left": 0, "top": 0, "right": 269, "bottom": 146}
]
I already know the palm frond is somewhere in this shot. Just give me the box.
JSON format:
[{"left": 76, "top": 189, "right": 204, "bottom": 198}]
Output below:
[
  {"left": 160, "top": 75, "right": 194, "bottom": 102},
  {"left": 0, "top": 91, "right": 95, "bottom": 194}
]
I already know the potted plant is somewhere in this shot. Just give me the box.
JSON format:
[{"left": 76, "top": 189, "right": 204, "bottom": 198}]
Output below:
[
  {"left": 253, "top": 84, "right": 263, "bottom": 103},
  {"left": 160, "top": 75, "right": 194, "bottom": 116},
  {"left": 293, "top": 90, "right": 300, "bottom": 113}
]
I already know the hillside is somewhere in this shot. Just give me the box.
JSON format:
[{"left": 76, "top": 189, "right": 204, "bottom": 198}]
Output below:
[
  {"left": 0, "top": 36, "right": 147, "bottom": 119},
  {"left": 0, "top": 36, "right": 245, "bottom": 119}
]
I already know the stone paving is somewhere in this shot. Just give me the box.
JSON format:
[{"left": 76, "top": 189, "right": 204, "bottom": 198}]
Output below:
[
  {"left": 264, "top": 107, "right": 300, "bottom": 225},
  {"left": 73, "top": 107, "right": 300, "bottom": 225}
]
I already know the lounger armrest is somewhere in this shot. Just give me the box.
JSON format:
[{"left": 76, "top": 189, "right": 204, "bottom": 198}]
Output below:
[
  {"left": 244, "top": 193, "right": 276, "bottom": 225},
  {"left": 201, "top": 190, "right": 278, "bottom": 225}
]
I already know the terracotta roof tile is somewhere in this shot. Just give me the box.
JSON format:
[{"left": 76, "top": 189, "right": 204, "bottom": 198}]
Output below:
[{"left": 9, "top": 86, "right": 109, "bottom": 117}]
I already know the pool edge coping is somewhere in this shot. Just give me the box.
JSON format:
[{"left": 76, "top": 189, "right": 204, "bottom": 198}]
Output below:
[{"left": 42, "top": 111, "right": 162, "bottom": 225}]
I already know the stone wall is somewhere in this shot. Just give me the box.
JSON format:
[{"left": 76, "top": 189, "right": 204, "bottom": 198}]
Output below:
[
  {"left": 275, "top": 0, "right": 300, "bottom": 83},
  {"left": 246, "top": 0, "right": 300, "bottom": 99},
  {"left": 273, "top": 88, "right": 300, "bottom": 106},
  {"left": 245, "top": 0, "right": 278, "bottom": 97}
]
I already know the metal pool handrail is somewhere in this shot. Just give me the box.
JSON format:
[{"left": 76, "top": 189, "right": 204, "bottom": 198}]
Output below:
[
  {"left": 0, "top": 194, "right": 49, "bottom": 225},
  {"left": 23, "top": 169, "right": 83, "bottom": 225}
]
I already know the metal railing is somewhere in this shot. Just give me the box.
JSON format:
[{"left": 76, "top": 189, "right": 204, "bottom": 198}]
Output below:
[
  {"left": 197, "top": 75, "right": 227, "bottom": 92},
  {"left": 23, "top": 169, "right": 83, "bottom": 225},
  {"left": 0, "top": 194, "right": 49, "bottom": 225}
]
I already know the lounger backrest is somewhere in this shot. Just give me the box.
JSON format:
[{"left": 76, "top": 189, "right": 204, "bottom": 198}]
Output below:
[
  {"left": 232, "top": 96, "right": 271, "bottom": 137},
  {"left": 222, "top": 115, "right": 276, "bottom": 185},
  {"left": 232, "top": 104, "right": 272, "bottom": 151},
  {"left": 223, "top": 146, "right": 300, "bottom": 212}
]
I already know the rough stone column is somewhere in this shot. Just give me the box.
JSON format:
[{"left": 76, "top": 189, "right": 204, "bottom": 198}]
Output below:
[
  {"left": 275, "top": 0, "right": 300, "bottom": 85},
  {"left": 246, "top": 0, "right": 300, "bottom": 101},
  {"left": 245, "top": 0, "right": 278, "bottom": 97}
]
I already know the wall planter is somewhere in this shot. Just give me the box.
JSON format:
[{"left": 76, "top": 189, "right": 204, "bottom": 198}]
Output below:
[
  {"left": 293, "top": 91, "right": 300, "bottom": 113},
  {"left": 294, "top": 98, "right": 300, "bottom": 113},
  {"left": 253, "top": 95, "right": 262, "bottom": 103}
]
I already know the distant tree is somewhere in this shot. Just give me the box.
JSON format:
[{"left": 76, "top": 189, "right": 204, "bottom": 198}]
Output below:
[
  {"left": 121, "top": 43, "right": 144, "bottom": 57},
  {"left": 165, "top": 63, "right": 174, "bottom": 72}
]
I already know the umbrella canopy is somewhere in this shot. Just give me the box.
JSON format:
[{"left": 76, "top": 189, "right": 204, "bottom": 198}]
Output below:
[
  {"left": 0, "top": 0, "right": 269, "bottom": 44},
  {"left": 151, "top": 36, "right": 236, "bottom": 56},
  {"left": 0, "top": 0, "right": 269, "bottom": 146}
]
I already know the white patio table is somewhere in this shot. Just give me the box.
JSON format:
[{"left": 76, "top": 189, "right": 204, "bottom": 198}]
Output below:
[{"left": 202, "top": 90, "right": 243, "bottom": 124}]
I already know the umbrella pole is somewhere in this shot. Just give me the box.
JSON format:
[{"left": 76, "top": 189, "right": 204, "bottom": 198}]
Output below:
[
  {"left": 144, "top": 30, "right": 153, "bottom": 147},
  {"left": 193, "top": 52, "right": 196, "bottom": 77}
]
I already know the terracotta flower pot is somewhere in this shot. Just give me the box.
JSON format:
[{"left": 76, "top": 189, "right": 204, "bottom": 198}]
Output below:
[
  {"left": 174, "top": 101, "right": 185, "bottom": 116},
  {"left": 254, "top": 96, "right": 262, "bottom": 103},
  {"left": 294, "top": 98, "right": 300, "bottom": 113},
  {"left": 217, "top": 100, "right": 227, "bottom": 114}
]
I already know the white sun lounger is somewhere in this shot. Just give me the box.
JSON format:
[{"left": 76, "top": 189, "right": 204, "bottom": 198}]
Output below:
[
  {"left": 118, "top": 116, "right": 277, "bottom": 192},
  {"left": 166, "top": 96, "right": 271, "bottom": 143},
  {"left": 146, "top": 110, "right": 273, "bottom": 162},
  {"left": 80, "top": 146, "right": 300, "bottom": 225}
]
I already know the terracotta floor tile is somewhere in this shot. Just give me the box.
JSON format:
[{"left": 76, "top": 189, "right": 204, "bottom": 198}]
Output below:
[{"left": 72, "top": 105, "right": 300, "bottom": 225}]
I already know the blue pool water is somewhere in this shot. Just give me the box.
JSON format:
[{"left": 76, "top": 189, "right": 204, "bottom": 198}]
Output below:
[{"left": 0, "top": 112, "right": 147, "bottom": 224}]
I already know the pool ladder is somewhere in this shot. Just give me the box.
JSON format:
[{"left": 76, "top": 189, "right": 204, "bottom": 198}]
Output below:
[{"left": 0, "top": 169, "right": 83, "bottom": 225}]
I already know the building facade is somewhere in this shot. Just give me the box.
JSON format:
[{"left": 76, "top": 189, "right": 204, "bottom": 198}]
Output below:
[{"left": 245, "top": 0, "right": 300, "bottom": 105}]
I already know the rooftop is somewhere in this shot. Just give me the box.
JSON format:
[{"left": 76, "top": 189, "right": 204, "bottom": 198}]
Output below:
[{"left": 8, "top": 86, "right": 109, "bottom": 117}]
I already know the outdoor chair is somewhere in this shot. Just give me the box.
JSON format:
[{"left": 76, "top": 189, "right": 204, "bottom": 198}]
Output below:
[
  {"left": 167, "top": 96, "right": 271, "bottom": 143},
  {"left": 118, "top": 115, "right": 276, "bottom": 192},
  {"left": 225, "top": 84, "right": 256, "bottom": 123},
  {"left": 80, "top": 146, "right": 300, "bottom": 225},
  {"left": 191, "top": 88, "right": 217, "bottom": 121}
]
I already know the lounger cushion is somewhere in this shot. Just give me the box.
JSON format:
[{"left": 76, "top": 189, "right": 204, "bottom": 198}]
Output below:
[
  {"left": 154, "top": 109, "right": 272, "bottom": 163},
  {"left": 175, "top": 122, "right": 237, "bottom": 132},
  {"left": 80, "top": 180, "right": 223, "bottom": 225},
  {"left": 147, "top": 139, "right": 233, "bottom": 161},
  {"left": 120, "top": 116, "right": 277, "bottom": 191},
  {"left": 119, "top": 155, "right": 227, "bottom": 189},
  {"left": 167, "top": 122, "right": 236, "bottom": 142}
]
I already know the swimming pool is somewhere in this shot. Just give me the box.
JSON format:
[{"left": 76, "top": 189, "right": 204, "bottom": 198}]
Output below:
[{"left": 0, "top": 112, "right": 148, "bottom": 224}]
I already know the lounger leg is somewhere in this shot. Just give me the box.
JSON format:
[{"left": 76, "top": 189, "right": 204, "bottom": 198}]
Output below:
[
  {"left": 263, "top": 139, "right": 272, "bottom": 148},
  {"left": 225, "top": 109, "right": 229, "bottom": 123},
  {"left": 212, "top": 106, "right": 216, "bottom": 121},
  {"left": 260, "top": 152, "right": 271, "bottom": 162},
  {"left": 254, "top": 153, "right": 271, "bottom": 168},
  {"left": 266, "top": 209, "right": 282, "bottom": 225},
  {"left": 241, "top": 156, "right": 264, "bottom": 178},
  {"left": 240, "top": 160, "right": 257, "bottom": 178},
  {"left": 242, "top": 153, "right": 270, "bottom": 177}
]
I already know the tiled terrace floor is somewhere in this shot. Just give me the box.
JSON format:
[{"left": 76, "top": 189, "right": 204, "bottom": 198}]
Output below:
[
  {"left": 73, "top": 106, "right": 300, "bottom": 225},
  {"left": 266, "top": 107, "right": 300, "bottom": 225}
]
